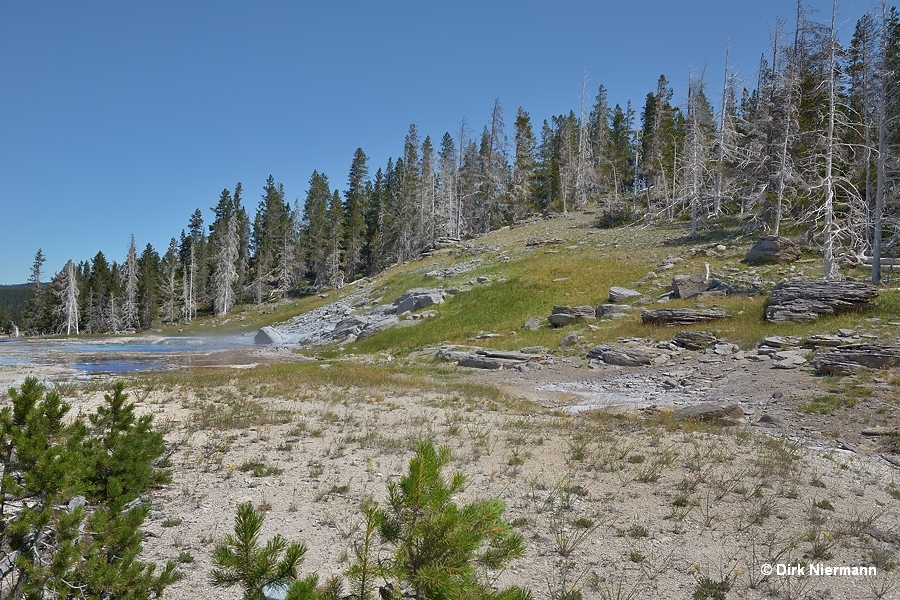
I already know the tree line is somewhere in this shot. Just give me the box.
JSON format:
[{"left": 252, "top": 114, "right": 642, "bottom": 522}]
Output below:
[{"left": 16, "top": 0, "right": 900, "bottom": 336}]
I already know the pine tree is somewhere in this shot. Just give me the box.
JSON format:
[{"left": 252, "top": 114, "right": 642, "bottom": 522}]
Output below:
[
  {"left": 161, "top": 238, "right": 180, "bottom": 323},
  {"left": 23, "top": 249, "right": 47, "bottom": 334},
  {"left": 123, "top": 235, "right": 139, "bottom": 330},
  {"left": 137, "top": 243, "right": 161, "bottom": 329},
  {"left": 324, "top": 189, "right": 344, "bottom": 288},
  {"left": 510, "top": 108, "right": 536, "bottom": 219},
  {"left": 211, "top": 502, "right": 318, "bottom": 600},
  {"left": 437, "top": 133, "right": 459, "bottom": 238},
  {"left": 344, "top": 148, "right": 370, "bottom": 282},
  {"left": 358, "top": 441, "right": 530, "bottom": 600},
  {"left": 301, "top": 171, "right": 331, "bottom": 287},
  {"left": 0, "top": 378, "right": 178, "bottom": 598}
]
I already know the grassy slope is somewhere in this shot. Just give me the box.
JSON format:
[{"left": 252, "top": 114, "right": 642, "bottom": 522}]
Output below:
[{"left": 160, "top": 212, "right": 900, "bottom": 357}]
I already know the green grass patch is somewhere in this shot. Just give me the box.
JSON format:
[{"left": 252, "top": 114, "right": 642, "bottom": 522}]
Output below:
[{"left": 798, "top": 395, "right": 856, "bottom": 414}]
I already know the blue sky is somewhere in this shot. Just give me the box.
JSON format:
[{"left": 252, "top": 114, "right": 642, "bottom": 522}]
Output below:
[{"left": 0, "top": 0, "right": 857, "bottom": 284}]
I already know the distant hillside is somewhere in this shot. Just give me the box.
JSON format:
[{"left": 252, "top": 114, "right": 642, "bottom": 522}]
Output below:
[{"left": 0, "top": 284, "right": 30, "bottom": 329}]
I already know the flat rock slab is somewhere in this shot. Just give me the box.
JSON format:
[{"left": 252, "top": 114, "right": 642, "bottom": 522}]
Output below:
[
  {"left": 608, "top": 286, "right": 643, "bottom": 303},
  {"left": 675, "top": 402, "right": 746, "bottom": 425},
  {"left": 765, "top": 279, "right": 878, "bottom": 323},
  {"left": 642, "top": 308, "right": 730, "bottom": 326},
  {"left": 812, "top": 345, "right": 900, "bottom": 375},
  {"left": 596, "top": 303, "right": 636, "bottom": 318},
  {"left": 746, "top": 236, "right": 802, "bottom": 264},
  {"left": 457, "top": 355, "right": 527, "bottom": 370}
]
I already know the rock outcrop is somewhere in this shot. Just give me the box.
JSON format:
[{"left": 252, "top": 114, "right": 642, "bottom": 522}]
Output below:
[
  {"left": 642, "top": 308, "right": 730, "bottom": 326},
  {"left": 812, "top": 345, "right": 900, "bottom": 375},
  {"left": 608, "top": 286, "right": 642, "bottom": 303},
  {"left": 746, "top": 236, "right": 802, "bottom": 264},
  {"left": 548, "top": 306, "right": 597, "bottom": 327},
  {"left": 765, "top": 279, "right": 878, "bottom": 323},
  {"left": 393, "top": 288, "right": 445, "bottom": 313}
]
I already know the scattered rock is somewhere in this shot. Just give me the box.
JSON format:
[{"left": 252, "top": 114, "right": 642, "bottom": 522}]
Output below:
[
  {"left": 523, "top": 316, "right": 543, "bottom": 331},
  {"left": 805, "top": 334, "right": 845, "bottom": 347},
  {"left": 254, "top": 326, "right": 284, "bottom": 345},
  {"left": 525, "top": 237, "right": 564, "bottom": 247},
  {"left": 608, "top": 286, "right": 643, "bottom": 303},
  {"left": 548, "top": 306, "right": 597, "bottom": 327},
  {"left": 559, "top": 333, "right": 581, "bottom": 347},
  {"left": 765, "top": 279, "right": 878, "bottom": 323},
  {"left": 746, "top": 236, "right": 802, "bottom": 264},
  {"left": 675, "top": 403, "right": 746, "bottom": 425},
  {"left": 757, "top": 413, "right": 786, "bottom": 428},
  {"left": 812, "top": 345, "right": 900, "bottom": 375},
  {"left": 641, "top": 308, "right": 730, "bottom": 326}
]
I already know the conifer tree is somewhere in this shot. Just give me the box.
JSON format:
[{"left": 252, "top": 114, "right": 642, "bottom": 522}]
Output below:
[
  {"left": 212, "top": 502, "right": 318, "bottom": 600},
  {"left": 301, "top": 171, "right": 331, "bottom": 287},
  {"left": 123, "top": 235, "right": 139, "bottom": 330},
  {"left": 344, "top": 148, "right": 370, "bottom": 282},
  {"left": 437, "top": 133, "right": 459, "bottom": 237},
  {"left": 510, "top": 108, "right": 536, "bottom": 219},
  {"left": 0, "top": 378, "right": 177, "bottom": 598},
  {"left": 161, "top": 238, "right": 180, "bottom": 323},
  {"left": 23, "top": 249, "right": 47, "bottom": 334},
  {"left": 355, "top": 440, "right": 530, "bottom": 600},
  {"left": 324, "top": 189, "right": 344, "bottom": 288}
]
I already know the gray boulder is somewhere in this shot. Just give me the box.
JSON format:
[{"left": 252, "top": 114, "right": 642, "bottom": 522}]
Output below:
[
  {"left": 672, "top": 274, "right": 709, "bottom": 299},
  {"left": 746, "top": 236, "right": 802, "bottom": 264},
  {"left": 608, "top": 286, "right": 642, "bottom": 303},
  {"left": 596, "top": 303, "right": 636, "bottom": 319},
  {"left": 523, "top": 316, "right": 543, "bottom": 331},
  {"left": 393, "top": 288, "right": 445, "bottom": 314},
  {"left": 548, "top": 305, "right": 596, "bottom": 327},
  {"left": 254, "top": 326, "right": 284, "bottom": 345}
]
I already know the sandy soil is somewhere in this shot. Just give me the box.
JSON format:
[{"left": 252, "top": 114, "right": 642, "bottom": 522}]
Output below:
[{"left": 3, "top": 349, "right": 897, "bottom": 600}]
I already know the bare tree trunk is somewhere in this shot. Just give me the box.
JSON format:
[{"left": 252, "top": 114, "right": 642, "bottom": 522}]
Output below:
[
  {"left": 872, "top": 0, "right": 889, "bottom": 284},
  {"left": 823, "top": 0, "right": 838, "bottom": 280}
]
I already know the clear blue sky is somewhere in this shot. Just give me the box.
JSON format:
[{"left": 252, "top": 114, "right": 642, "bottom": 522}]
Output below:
[{"left": 0, "top": 0, "right": 856, "bottom": 284}]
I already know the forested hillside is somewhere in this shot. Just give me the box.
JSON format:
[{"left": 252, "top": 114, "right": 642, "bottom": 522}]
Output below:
[{"left": 16, "top": 2, "right": 900, "bottom": 336}]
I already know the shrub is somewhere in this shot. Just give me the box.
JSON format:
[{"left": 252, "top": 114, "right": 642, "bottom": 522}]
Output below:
[
  {"left": 352, "top": 440, "right": 532, "bottom": 600},
  {"left": 0, "top": 378, "right": 178, "bottom": 598}
]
